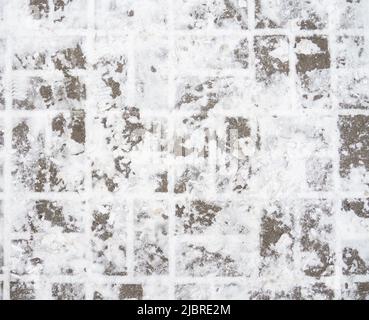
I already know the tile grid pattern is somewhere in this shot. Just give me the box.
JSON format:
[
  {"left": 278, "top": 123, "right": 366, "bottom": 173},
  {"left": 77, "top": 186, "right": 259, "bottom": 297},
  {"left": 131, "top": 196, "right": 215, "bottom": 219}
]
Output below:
[{"left": 0, "top": 0, "right": 368, "bottom": 300}]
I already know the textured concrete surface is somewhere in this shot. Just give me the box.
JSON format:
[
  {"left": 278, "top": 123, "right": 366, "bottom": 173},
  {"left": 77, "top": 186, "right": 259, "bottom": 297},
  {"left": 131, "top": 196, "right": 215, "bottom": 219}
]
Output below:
[{"left": 0, "top": 0, "right": 368, "bottom": 300}]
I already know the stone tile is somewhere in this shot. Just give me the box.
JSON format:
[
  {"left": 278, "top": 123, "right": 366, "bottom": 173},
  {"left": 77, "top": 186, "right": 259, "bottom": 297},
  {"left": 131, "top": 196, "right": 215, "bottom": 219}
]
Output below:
[
  {"left": 339, "top": 115, "right": 369, "bottom": 191},
  {"left": 175, "top": 200, "right": 255, "bottom": 235},
  {"left": 216, "top": 116, "right": 261, "bottom": 193},
  {"left": 257, "top": 116, "right": 333, "bottom": 195},
  {"left": 259, "top": 201, "right": 295, "bottom": 279},
  {"left": 4, "top": 0, "right": 88, "bottom": 28},
  {"left": 12, "top": 115, "right": 85, "bottom": 192},
  {"left": 10, "top": 233, "right": 86, "bottom": 276},
  {"left": 13, "top": 37, "right": 87, "bottom": 71},
  {"left": 93, "top": 283, "right": 142, "bottom": 300},
  {"left": 135, "top": 36, "right": 169, "bottom": 110},
  {"left": 299, "top": 200, "right": 335, "bottom": 278},
  {"left": 337, "top": 70, "right": 369, "bottom": 109},
  {"left": 91, "top": 200, "right": 128, "bottom": 276},
  {"left": 134, "top": 200, "right": 169, "bottom": 275},
  {"left": 332, "top": 0, "right": 369, "bottom": 29},
  {"left": 10, "top": 199, "right": 84, "bottom": 233},
  {"left": 177, "top": 238, "right": 257, "bottom": 277},
  {"left": 175, "top": 76, "right": 248, "bottom": 115},
  {"left": 175, "top": 283, "right": 212, "bottom": 300},
  {"left": 12, "top": 76, "right": 86, "bottom": 110},
  {"left": 95, "top": 0, "right": 168, "bottom": 31},
  {"left": 336, "top": 36, "right": 369, "bottom": 69},
  {"left": 51, "top": 283, "right": 85, "bottom": 300},
  {"left": 93, "top": 282, "right": 169, "bottom": 300},
  {"left": 92, "top": 37, "right": 130, "bottom": 112},
  {"left": 255, "top": 35, "right": 289, "bottom": 83},
  {"left": 10, "top": 280, "right": 35, "bottom": 300},
  {"left": 295, "top": 36, "right": 331, "bottom": 109},
  {"left": 174, "top": 0, "right": 248, "bottom": 30},
  {"left": 255, "top": 0, "right": 328, "bottom": 30},
  {"left": 175, "top": 35, "right": 248, "bottom": 71},
  {"left": 213, "top": 283, "right": 248, "bottom": 299},
  {"left": 91, "top": 112, "right": 168, "bottom": 193},
  {"left": 342, "top": 281, "right": 369, "bottom": 300},
  {"left": 342, "top": 240, "right": 369, "bottom": 276},
  {"left": 249, "top": 282, "right": 335, "bottom": 300},
  {"left": 173, "top": 0, "right": 209, "bottom": 30}
]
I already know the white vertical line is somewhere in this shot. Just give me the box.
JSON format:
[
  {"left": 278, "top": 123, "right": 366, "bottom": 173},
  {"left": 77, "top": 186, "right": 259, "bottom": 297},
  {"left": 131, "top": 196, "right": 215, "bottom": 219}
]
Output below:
[
  {"left": 248, "top": 0, "right": 263, "bottom": 288},
  {"left": 127, "top": 31, "right": 136, "bottom": 108},
  {"left": 126, "top": 197, "right": 135, "bottom": 277},
  {"left": 125, "top": 30, "right": 136, "bottom": 278},
  {"left": 287, "top": 27, "right": 302, "bottom": 286},
  {"left": 167, "top": 0, "right": 176, "bottom": 300},
  {"left": 205, "top": 0, "right": 211, "bottom": 34},
  {"left": 248, "top": 0, "right": 256, "bottom": 81},
  {"left": 209, "top": 281, "right": 216, "bottom": 300},
  {"left": 47, "top": 0, "right": 54, "bottom": 25},
  {"left": 2, "top": 32, "right": 13, "bottom": 300},
  {"left": 84, "top": 0, "right": 95, "bottom": 300},
  {"left": 252, "top": 199, "right": 263, "bottom": 283},
  {"left": 208, "top": 128, "right": 218, "bottom": 199},
  {"left": 287, "top": 31, "right": 297, "bottom": 113},
  {"left": 328, "top": 5, "right": 343, "bottom": 301}
]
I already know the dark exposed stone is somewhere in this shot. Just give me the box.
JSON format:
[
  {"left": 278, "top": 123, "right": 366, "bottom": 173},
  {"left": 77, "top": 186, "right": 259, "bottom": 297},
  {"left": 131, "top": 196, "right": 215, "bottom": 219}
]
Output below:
[
  {"left": 339, "top": 115, "right": 369, "bottom": 177},
  {"left": 296, "top": 36, "right": 330, "bottom": 74},
  {"left": 342, "top": 198, "right": 369, "bottom": 218},
  {"left": 52, "top": 283, "right": 85, "bottom": 300},
  {"left": 10, "top": 281, "right": 35, "bottom": 300},
  {"left": 119, "top": 284, "right": 143, "bottom": 300},
  {"left": 255, "top": 36, "right": 289, "bottom": 82}
]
